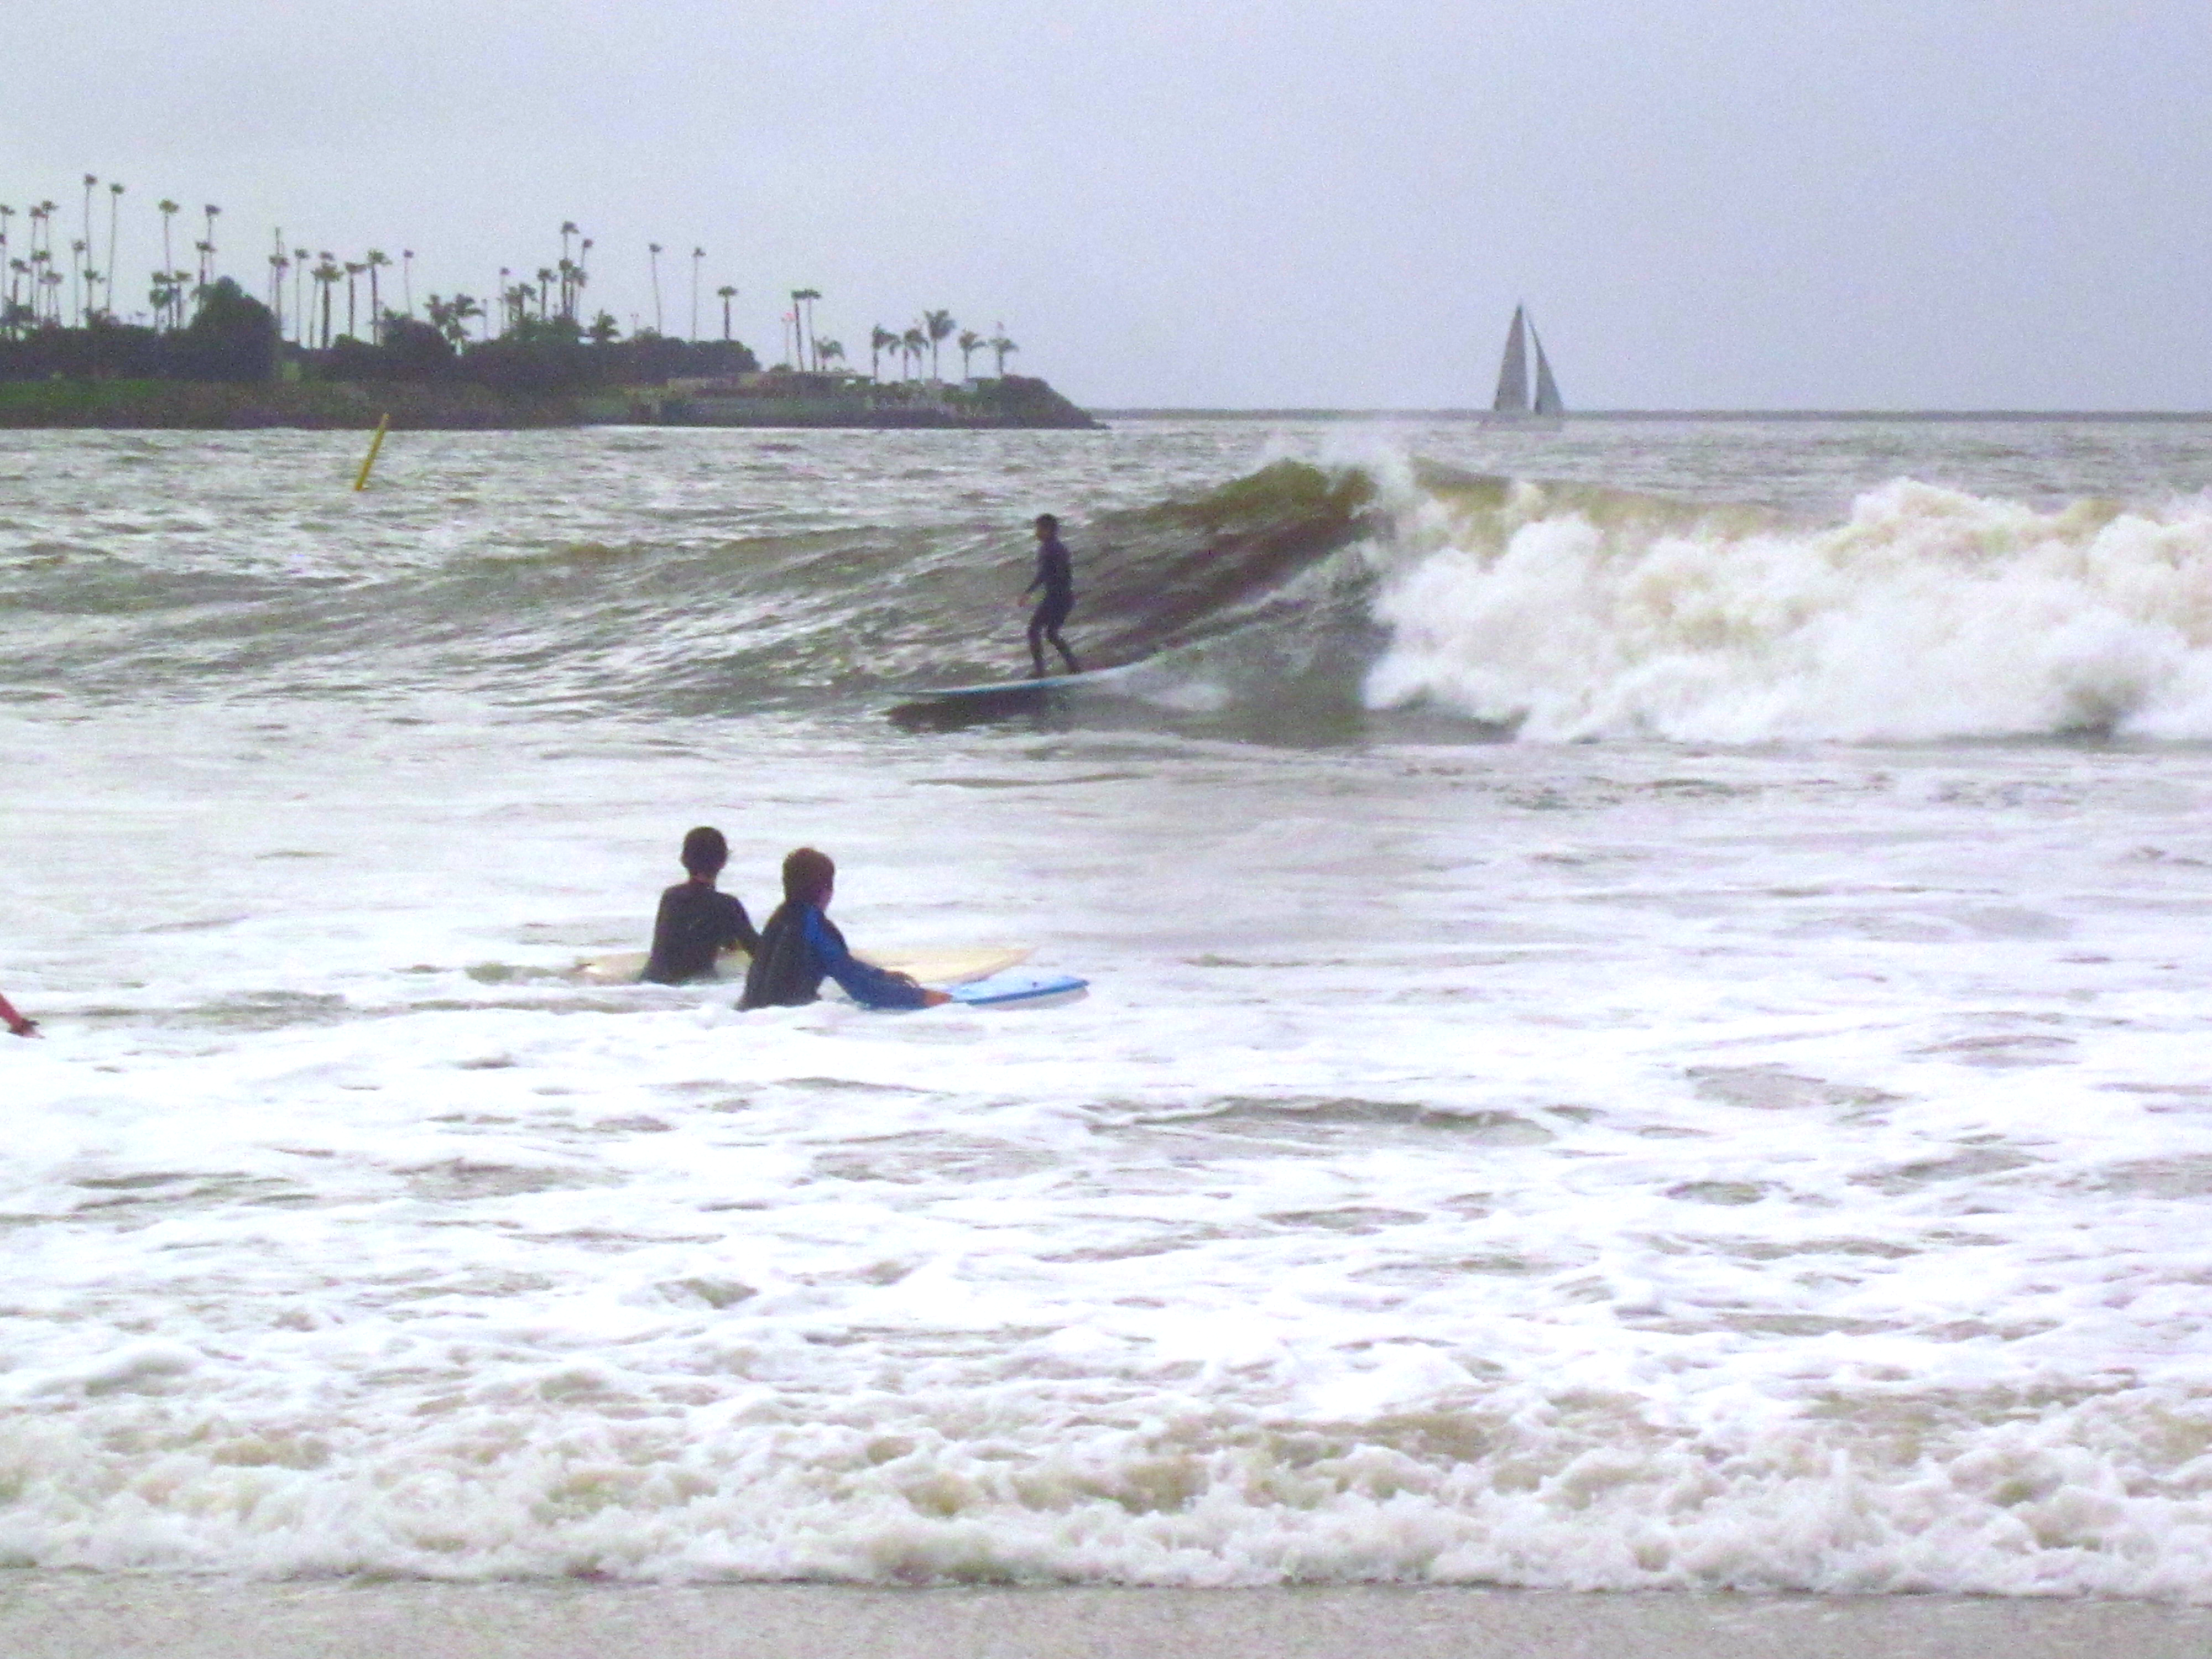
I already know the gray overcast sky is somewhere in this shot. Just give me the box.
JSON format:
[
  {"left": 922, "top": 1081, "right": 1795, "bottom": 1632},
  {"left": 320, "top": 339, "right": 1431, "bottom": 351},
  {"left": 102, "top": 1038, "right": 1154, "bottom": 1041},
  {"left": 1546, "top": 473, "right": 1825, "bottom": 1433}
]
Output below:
[{"left": 6, "top": 0, "right": 2208, "bottom": 409}]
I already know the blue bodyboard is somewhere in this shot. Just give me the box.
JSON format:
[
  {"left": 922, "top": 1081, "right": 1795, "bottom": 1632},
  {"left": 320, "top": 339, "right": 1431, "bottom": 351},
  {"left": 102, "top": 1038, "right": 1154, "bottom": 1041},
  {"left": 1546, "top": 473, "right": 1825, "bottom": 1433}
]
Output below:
[{"left": 947, "top": 969, "right": 1089, "bottom": 1007}]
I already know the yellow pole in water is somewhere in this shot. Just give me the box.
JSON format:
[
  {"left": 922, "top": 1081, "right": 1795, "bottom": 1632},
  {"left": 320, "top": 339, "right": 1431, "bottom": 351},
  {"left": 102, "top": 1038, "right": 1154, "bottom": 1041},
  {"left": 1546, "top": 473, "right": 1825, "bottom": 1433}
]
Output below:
[{"left": 353, "top": 414, "right": 392, "bottom": 491}]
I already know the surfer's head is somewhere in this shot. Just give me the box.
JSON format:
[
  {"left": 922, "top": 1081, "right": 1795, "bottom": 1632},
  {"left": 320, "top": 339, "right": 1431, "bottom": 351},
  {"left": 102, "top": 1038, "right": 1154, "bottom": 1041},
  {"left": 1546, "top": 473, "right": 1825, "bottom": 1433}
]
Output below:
[
  {"left": 680, "top": 826, "right": 728, "bottom": 879},
  {"left": 782, "top": 846, "right": 835, "bottom": 907},
  {"left": 1033, "top": 513, "right": 1058, "bottom": 538}
]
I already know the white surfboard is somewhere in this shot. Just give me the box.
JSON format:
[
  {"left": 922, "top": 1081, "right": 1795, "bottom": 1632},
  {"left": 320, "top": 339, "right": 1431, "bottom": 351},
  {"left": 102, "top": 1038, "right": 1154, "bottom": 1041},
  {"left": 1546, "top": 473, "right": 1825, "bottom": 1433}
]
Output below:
[{"left": 573, "top": 942, "right": 1032, "bottom": 987}]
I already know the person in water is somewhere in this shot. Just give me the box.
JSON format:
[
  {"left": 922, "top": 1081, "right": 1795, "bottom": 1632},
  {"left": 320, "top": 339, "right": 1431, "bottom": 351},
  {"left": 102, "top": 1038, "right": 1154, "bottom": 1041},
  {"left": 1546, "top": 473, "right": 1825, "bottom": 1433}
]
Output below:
[
  {"left": 740, "top": 847, "right": 951, "bottom": 1010},
  {"left": 1024, "top": 512, "right": 1082, "bottom": 678},
  {"left": 641, "top": 826, "right": 760, "bottom": 985},
  {"left": 1, "top": 989, "right": 36, "bottom": 1038}
]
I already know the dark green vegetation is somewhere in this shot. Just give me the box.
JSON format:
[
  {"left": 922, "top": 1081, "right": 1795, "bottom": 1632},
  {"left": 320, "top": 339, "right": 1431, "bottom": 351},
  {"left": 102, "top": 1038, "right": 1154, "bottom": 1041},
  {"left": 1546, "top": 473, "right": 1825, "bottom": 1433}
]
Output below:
[
  {"left": 2, "top": 185, "right": 1087, "bottom": 427},
  {"left": 0, "top": 299, "right": 1093, "bottom": 429},
  {"left": 656, "top": 371, "right": 1098, "bottom": 431}
]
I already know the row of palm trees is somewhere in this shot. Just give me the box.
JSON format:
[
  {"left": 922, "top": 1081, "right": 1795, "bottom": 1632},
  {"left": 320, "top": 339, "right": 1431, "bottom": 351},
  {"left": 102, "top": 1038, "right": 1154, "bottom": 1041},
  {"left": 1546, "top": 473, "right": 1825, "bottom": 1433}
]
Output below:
[
  {"left": 3, "top": 189, "right": 1033, "bottom": 377},
  {"left": 0, "top": 181, "right": 217, "bottom": 331},
  {"left": 864, "top": 313, "right": 1019, "bottom": 383}
]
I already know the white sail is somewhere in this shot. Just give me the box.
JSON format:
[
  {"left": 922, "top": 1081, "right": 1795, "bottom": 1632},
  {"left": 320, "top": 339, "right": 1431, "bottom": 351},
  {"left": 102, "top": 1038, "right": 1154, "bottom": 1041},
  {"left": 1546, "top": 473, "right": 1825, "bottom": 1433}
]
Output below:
[
  {"left": 1530, "top": 322, "right": 1564, "bottom": 416},
  {"left": 1491, "top": 305, "right": 1529, "bottom": 414}
]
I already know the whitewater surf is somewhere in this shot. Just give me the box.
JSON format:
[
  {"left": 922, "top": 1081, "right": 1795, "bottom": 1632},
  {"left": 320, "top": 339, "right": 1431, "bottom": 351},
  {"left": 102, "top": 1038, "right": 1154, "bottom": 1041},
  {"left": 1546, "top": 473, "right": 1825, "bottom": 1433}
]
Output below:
[{"left": 8, "top": 416, "right": 2212, "bottom": 1598}]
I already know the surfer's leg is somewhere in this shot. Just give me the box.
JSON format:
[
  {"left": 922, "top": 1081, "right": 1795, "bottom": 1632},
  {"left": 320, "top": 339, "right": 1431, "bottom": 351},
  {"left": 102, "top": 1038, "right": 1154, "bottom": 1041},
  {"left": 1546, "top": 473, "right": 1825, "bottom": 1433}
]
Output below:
[
  {"left": 1047, "top": 624, "right": 1081, "bottom": 674},
  {"left": 1035, "top": 595, "right": 1078, "bottom": 675},
  {"left": 1027, "top": 607, "right": 1050, "bottom": 676}
]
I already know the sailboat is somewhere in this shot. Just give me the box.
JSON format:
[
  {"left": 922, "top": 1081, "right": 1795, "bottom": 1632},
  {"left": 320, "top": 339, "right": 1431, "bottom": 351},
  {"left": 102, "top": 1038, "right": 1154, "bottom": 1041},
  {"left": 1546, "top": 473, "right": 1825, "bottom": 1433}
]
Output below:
[{"left": 1485, "top": 304, "right": 1564, "bottom": 426}]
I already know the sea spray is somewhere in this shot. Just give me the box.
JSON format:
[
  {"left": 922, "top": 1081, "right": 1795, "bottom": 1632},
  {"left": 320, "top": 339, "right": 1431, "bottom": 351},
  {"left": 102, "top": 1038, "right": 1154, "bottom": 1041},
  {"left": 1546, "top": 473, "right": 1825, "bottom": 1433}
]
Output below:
[{"left": 1364, "top": 477, "right": 2212, "bottom": 741}]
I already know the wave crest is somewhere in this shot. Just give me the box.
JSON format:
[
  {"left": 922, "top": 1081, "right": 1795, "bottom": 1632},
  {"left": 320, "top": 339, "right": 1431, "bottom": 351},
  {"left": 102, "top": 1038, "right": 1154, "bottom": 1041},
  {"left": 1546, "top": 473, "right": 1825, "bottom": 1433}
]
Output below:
[{"left": 1364, "top": 477, "right": 2212, "bottom": 742}]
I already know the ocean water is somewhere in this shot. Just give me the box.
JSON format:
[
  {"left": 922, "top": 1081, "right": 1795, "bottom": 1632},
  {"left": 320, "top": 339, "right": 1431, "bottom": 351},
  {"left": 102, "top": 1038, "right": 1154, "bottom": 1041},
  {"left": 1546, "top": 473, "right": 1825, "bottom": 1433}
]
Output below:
[{"left": 7, "top": 416, "right": 2212, "bottom": 1593}]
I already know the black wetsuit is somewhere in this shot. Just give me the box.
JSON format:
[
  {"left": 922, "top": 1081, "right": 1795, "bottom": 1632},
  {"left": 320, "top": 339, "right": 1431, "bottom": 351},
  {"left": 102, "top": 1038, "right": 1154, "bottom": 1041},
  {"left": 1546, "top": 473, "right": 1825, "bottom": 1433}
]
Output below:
[
  {"left": 641, "top": 879, "right": 759, "bottom": 984},
  {"left": 1025, "top": 532, "right": 1081, "bottom": 676}
]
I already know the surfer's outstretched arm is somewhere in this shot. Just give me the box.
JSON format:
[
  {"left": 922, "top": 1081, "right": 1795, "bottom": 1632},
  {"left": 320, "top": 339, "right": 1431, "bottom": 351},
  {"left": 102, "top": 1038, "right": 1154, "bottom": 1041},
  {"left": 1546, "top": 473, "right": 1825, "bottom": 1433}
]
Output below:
[
  {"left": 801, "top": 910, "right": 950, "bottom": 1009},
  {"left": 1, "top": 990, "right": 39, "bottom": 1038}
]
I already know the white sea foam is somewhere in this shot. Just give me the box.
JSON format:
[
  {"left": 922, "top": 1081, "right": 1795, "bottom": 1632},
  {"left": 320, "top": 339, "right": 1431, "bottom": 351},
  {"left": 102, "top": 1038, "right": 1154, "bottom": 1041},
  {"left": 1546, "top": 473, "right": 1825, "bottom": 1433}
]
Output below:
[
  {"left": 9, "top": 425, "right": 2212, "bottom": 1595},
  {"left": 1365, "top": 477, "right": 2212, "bottom": 741}
]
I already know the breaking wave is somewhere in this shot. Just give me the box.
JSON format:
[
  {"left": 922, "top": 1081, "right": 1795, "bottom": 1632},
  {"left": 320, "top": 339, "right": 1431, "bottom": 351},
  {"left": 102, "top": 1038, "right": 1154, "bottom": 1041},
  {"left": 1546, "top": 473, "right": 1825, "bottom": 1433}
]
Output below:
[
  {"left": 1363, "top": 469, "right": 2212, "bottom": 742},
  {"left": 9, "top": 426, "right": 2212, "bottom": 745}
]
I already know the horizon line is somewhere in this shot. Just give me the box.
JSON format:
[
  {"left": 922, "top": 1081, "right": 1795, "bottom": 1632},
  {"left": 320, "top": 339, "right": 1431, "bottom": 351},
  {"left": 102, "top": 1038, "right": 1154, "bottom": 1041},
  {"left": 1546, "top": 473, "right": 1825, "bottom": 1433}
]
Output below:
[{"left": 1091, "top": 407, "right": 2212, "bottom": 423}]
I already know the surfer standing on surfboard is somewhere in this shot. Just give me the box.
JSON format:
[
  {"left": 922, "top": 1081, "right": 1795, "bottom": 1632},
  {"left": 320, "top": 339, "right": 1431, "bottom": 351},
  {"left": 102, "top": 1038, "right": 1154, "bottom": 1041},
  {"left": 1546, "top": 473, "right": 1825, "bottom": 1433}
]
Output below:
[{"left": 1024, "top": 513, "right": 1082, "bottom": 678}]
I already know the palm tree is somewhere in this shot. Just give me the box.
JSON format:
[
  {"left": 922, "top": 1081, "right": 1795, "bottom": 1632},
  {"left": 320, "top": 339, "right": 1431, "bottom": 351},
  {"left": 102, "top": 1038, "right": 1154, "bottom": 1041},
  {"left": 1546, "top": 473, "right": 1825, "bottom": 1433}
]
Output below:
[
  {"left": 293, "top": 248, "right": 310, "bottom": 341},
  {"left": 587, "top": 310, "right": 620, "bottom": 345},
  {"left": 154, "top": 201, "right": 179, "bottom": 324},
  {"left": 78, "top": 176, "right": 97, "bottom": 315},
  {"left": 815, "top": 338, "right": 845, "bottom": 373},
  {"left": 401, "top": 249, "right": 415, "bottom": 316},
  {"left": 268, "top": 252, "right": 288, "bottom": 332},
  {"left": 990, "top": 327, "right": 1018, "bottom": 376},
  {"left": 869, "top": 324, "right": 897, "bottom": 381},
  {"left": 901, "top": 324, "right": 926, "bottom": 380},
  {"left": 25, "top": 206, "right": 46, "bottom": 322},
  {"left": 201, "top": 204, "right": 220, "bottom": 283},
  {"left": 957, "top": 328, "right": 985, "bottom": 379},
  {"left": 559, "top": 221, "right": 578, "bottom": 312},
  {"left": 690, "top": 247, "right": 705, "bottom": 341},
  {"left": 313, "top": 256, "right": 341, "bottom": 347},
  {"left": 69, "top": 239, "right": 86, "bottom": 325},
  {"left": 425, "top": 293, "right": 468, "bottom": 345},
  {"left": 343, "top": 261, "right": 365, "bottom": 338},
  {"left": 921, "top": 309, "right": 955, "bottom": 380},
  {"left": 104, "top": 182, "right": 123, "bottom": 318},
  {"left": 790, "top": 288, "right": 821, "bottom": 371},
  {"left": 534, "top": 267, "right": 554, "bottom": 321},
  {"left": 716, "top": 284, "right": 736, "bottom": 341},
  {"left": 647, "top": 243, "right": 664, "bottom": 334},
  {"left": 36, "top": 201, "right": 59, "bottom": 321},
  {"left": 364, "top": 250, "right": 389, "bottom": 328}
]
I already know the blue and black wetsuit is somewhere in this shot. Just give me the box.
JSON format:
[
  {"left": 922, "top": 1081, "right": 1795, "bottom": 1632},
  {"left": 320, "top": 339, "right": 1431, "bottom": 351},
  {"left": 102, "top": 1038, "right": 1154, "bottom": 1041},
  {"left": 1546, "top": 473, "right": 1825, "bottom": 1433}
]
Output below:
[
  {"left": 1025, "top": 531, "right": 1081, "bottom": 676},
  {"left": 738, "top": 901, "right": 931, "bottom": 1010}
]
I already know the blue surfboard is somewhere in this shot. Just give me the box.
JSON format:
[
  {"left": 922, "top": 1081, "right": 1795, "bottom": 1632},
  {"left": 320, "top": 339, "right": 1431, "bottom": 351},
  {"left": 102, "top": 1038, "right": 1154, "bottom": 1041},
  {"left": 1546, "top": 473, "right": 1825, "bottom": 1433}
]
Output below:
[{"left": 947, "top": 969, "right": 1089, "bottom": 1007}]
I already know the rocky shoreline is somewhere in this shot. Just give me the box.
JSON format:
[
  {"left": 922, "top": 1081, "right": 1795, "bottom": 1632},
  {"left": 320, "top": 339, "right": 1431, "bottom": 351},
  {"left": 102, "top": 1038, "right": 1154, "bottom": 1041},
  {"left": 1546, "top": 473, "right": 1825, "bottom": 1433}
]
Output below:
[{"left": 0, "top": 374, "right": 1100, "bottom": 431}]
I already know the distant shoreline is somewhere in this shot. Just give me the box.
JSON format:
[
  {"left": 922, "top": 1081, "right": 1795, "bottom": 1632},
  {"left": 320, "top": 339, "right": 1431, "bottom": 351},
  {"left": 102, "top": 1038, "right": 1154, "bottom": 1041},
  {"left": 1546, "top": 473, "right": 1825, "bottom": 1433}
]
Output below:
[
  {"left": 1098, "top": 408, "right": 2212, "bottom": 423},
  {"left": 0, "top": 375, "right": 1100, "bottom": 431}
]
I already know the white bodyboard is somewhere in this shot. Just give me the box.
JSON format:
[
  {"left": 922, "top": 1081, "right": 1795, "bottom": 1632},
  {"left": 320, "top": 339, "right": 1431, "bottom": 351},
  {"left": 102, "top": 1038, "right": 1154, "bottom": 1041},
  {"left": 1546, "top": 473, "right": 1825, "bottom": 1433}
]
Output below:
[{"left": 575, "top": 942, "right": 1032, "bottom": 987}]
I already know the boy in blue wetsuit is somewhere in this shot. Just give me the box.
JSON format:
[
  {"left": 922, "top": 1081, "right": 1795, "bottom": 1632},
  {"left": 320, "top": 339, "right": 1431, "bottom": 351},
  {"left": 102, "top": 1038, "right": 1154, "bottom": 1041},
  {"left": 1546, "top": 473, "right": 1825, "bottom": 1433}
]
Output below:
[
  {"left": 642, "top": 826, "right": 759, "bottom": 985},
  {"left": 739, "top": 847, "right": 951, "bottom": 1010}
]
